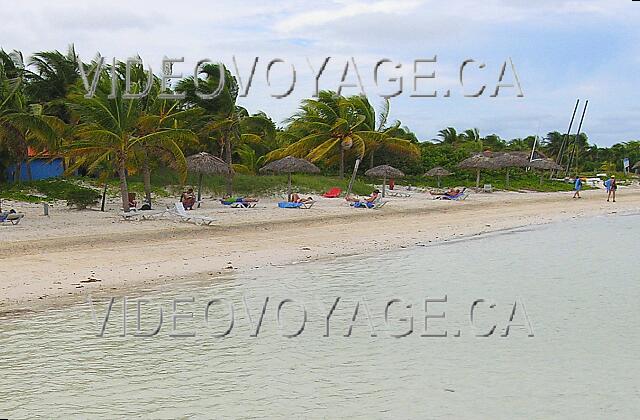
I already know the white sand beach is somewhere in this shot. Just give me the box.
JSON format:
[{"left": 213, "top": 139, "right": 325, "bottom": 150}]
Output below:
[{"left": 2, "top": 187, "right": 639, "bottom": 315}]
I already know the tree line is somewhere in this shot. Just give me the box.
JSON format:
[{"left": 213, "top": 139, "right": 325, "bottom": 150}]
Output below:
[{"left": 1, "top": 48, "right": 637, "bottom": 211}]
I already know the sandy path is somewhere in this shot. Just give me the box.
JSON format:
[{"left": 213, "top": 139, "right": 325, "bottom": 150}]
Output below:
[{"left": 1, "top": 188, "right": 639, "bottom": 315}]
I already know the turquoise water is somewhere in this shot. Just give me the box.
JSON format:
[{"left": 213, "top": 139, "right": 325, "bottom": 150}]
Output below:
[{"left": 1, "top": 214, "right": 639, "bottom": 418}]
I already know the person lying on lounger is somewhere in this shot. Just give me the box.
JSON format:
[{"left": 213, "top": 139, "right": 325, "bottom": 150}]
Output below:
[
  {"left": 290, "top": 193, "right": 314, "bottom": 203},
  {"left": 180, "top": 188, "right": 196, "bottom": 210},
  {"left": 346, "top": 189, "right": 380, "bottom": 204},
  {"left": 444, "top": 188, "right": 461, "bottom": 197},
  {"left": 222, "top": 195, "right": 259, "bottom": 203}
]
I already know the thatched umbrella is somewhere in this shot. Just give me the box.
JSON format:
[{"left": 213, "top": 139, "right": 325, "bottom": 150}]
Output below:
[
  {"left": 260, "top": 156, "right": 320, "bottom": 201},
  {"left": 528, "top": 159, "right": 563, "bottom": 185},
  {"left": 186, "top": 152, "right": 232, "bottom": 207},
  {"left": 458, "top": 154, "right": 495, "bottom": 188},
  {"left": 365, "top": 164, "right": 404, "bottom": 197},
  {"left": 492, "top": 153, "right": 531, "bottom": 188},
  {"left": 424, "top": 166, "right": 453, "bottom": 188}
]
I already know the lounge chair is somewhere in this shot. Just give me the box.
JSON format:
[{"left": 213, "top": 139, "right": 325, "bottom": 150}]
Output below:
[
  {"left": 171, "top": 202, "right": 215, "bottom": 225},
  {"left": 121, "top": 208, "right": 171, "bottom": 221},
  {"left": 322, "top": 187, "right": 342, "bottom": 198},
  {"left": 351, "top": 197, "right": 388, "bottom": 209},
  {"left": 220, "top": 198, "right": 258, "bottom": 208},
  {"left": 0, "top": 211, "right": 24, "bottom": 225},
  {"left": 387, "top": 190, "right": 412, "bottom": 198},
  {"left": 483, "top": 184, "right": 493, "bottom": 193},
  {"left": 278, "top": 200, "right": 315, "bottom": 209},
  {"left": 436, "top": 188, "right": 470, "bottom": 201}
]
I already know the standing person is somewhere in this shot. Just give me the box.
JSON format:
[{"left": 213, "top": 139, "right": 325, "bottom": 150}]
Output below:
[
  {"left": 607, "top": 175, "right": 617, "bottom": 202},
  {"left": 573, "top": 176, "right": 583, "bottom": 199}
]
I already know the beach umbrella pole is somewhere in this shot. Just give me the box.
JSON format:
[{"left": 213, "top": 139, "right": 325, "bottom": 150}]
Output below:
[
  {"left": 506, "top": 169, "right": 510, "bottom": 188},
  {"left": 287, "top": 172, "right": 292, "bottom": 201},
  {"left": 382, "top": 175, "right": 386, "bottom": 197},
  {"left": 437, "top": 175, "right": 441, "bottom": 188},
  {"left": 197, "top": 173, "right": 203, "bottom": 208},
  {"left": 476, "top": 169, "right": 480, "bottom": 188}
]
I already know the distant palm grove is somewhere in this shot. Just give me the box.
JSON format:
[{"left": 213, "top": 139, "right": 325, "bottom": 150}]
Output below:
[{"left": 1, "top": 48, "right": 639, "bottom": 209}]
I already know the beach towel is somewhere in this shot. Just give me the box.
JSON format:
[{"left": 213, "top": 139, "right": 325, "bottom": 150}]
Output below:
[
  {"left": 278, "top": 201, "right": 303, "bottom": 208},
  {"left": 322, "top": 188, "right": 342, "bottom": 198}
]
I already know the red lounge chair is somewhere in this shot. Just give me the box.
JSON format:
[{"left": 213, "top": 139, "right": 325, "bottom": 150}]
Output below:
[{"left": 322, "top": 187, "right": 342, "bottom": 198}]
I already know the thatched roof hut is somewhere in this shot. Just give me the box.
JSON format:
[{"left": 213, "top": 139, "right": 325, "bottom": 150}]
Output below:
[
  {"left": 528, "top": 159, "right": 563, "bottom": 171},
  {"left": 424, "top": 166, "right": 453, "bottom": 187},
  {"left": 365, "top": 165, "right": 404, "bottom": 178},
  {"left": 186, "top": 152, "right": 232, "bottom": 174},
  {"left": 186, "top": 152, "right": 232, "bottom": 206},
  {"left": 425, "top": 167, "right": 453, "bottom": 177},
  {"left": 365, "top": 165, "right": 404, "bottom": 197},
  {"left": 458, "top": 154, "right": 496, "bottom": 188},
  {"left": 491, "top": 153, "right": 531, "bottom": 169},
  {"left": 260, "top": 156, "right": 321, "bottom": 175},
  {"left": 260, "top": 156, "right": 320, "bottom": 201}
]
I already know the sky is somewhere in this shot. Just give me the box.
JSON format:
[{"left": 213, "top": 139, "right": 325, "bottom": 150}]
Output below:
[{"left": 1, "top": 0, "right": 639, "bottom": 146}]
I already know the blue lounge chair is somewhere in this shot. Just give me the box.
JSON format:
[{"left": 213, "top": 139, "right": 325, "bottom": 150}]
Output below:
[{"left": 278, "top": 200, "right": 315, "bottom": 209}]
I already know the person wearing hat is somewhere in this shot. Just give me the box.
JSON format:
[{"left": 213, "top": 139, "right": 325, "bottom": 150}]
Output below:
[{"left": 606, "top": 175, "right": 617, "bottom": 202}]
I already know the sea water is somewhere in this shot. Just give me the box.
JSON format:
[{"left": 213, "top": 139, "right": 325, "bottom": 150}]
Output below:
[{"left": 1, "top": 213, "right": 639, "bottom": 418}]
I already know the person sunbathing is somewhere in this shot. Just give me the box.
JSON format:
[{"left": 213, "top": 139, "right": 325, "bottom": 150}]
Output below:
[
  {"left": 223, "top": 195, "right": 259, "bottom": 203},
  {"left": 180, "top": 188, "right": 196, "bottom": 210},
  {"left": 290, "top": 193, "right": 314, "bottom": 203},
  {"left": 346, "top": 189, "right": 380, "bottom": 204},
  {"left": 444, "top": 188, "right": 461, "bottom": 197}
]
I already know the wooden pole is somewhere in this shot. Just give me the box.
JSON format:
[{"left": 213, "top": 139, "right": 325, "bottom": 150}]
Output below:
[
  {"left": 100, "top": 183, "right": 107, "bottom": 212},
  {"left": 287, "top": 172, "right": 292, "bottom": 202},
  {"left": 382, "top": 175, "right": 386, "bottom": 198},
  {"left": 437, "top": 175, "right": 441, "bottom": 188},
  {"left": 197, "top": 173, "right": 203, "bottom": 208},
  {"left": 476, "top": 169, "right": 480, "bottom": 188}
]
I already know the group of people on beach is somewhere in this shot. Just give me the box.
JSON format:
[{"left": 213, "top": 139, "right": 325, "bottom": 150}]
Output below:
[{"left": 573, "top": 176, "right": 617, "bottom": 202}]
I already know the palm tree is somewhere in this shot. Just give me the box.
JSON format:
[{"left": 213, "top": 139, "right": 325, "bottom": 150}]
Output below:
[
  {"left": 436, "top": 127, "right": 461, "bottom": 145},
  {"left": 268, "top": 91, "right": 418, "bottom": 177},
  {"left": 0, "top": 50, "right": 57, "bottom": 181},
  {"left": 25, "top": 48, "right": 79, "bottom": 123},
  {"left": 177, "top": 63, "right": 265, "bottom": 194},
  {"left": 65, "top": 67, "right": 195, "bottom": 212}
]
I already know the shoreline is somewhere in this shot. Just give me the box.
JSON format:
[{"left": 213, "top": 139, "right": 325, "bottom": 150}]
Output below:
[{"left": 2, "top": 188, "right": 639, "bottom": 316}]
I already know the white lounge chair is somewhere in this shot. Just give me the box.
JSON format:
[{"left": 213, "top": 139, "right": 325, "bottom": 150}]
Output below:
[
  {"left": 171, "top": 202, "right": 215, "bottom": 225},
  {"left": 121, "top": 208, "right": 171, "bottom": 221},
  {"left": 0, "top": 212, "right": 24, "bottom": 225}
]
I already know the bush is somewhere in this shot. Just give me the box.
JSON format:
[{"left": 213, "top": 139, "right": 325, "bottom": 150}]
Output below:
[{"left": 65, "top": 188, "right": 101, "bottom": 210}]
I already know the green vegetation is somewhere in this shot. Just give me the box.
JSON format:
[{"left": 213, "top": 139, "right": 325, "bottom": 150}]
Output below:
[
  {"left": 0, "top": 47, "right": 637, "bottom": 207},
  {"left": 64, "top": 187, "right": 101, "bottom": 209},
  {"left": 0, "top": 178, "right": 99, "bottom": 203}
]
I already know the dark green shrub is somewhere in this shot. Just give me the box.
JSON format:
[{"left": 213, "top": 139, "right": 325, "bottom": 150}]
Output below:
[{"left": 65, "top": 188, "right": 101, "bottom": 210}]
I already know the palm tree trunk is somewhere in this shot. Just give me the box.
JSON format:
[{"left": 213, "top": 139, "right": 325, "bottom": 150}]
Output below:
[
  {"left": 118, "top": 156, "right": 130, "bottom": 212},
  {"left": 224, "top": 136, "right": 233, "bottom": 195},
  {"left": 340, "top": 148, "right": 345, "bottom": 178},
  {"left": 142, "top": 155, "right": 152, "bottom": 207},
  {"left": 14, "top": 162, "right": 22, "bottom": 183}
]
